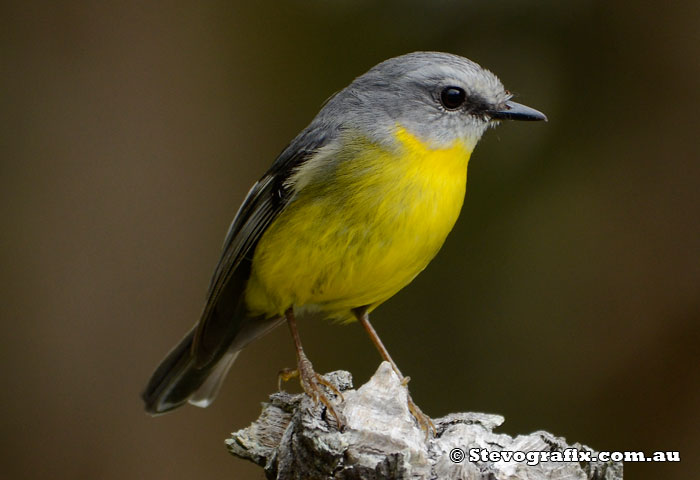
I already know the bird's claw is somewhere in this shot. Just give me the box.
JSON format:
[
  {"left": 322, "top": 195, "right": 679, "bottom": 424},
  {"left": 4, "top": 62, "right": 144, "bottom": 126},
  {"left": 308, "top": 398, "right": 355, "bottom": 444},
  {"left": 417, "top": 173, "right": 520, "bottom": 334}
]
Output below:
[
  {"left": 296, "top": 352, "right": 345, "bottom": 428},
  {"left": 407, "top": 394, "right": 436, "bottom": 439}
]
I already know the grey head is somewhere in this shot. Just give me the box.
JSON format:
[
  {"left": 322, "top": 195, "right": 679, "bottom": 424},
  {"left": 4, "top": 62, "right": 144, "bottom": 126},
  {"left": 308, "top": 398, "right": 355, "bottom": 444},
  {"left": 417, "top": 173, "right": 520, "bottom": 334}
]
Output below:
[{"left": 298, "top": 51, "right": 546, "bottom": 152}]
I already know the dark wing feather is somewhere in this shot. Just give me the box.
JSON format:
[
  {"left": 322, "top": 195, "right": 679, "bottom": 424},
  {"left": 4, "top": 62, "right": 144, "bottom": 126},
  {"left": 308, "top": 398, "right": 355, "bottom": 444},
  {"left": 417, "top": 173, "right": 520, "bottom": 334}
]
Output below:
[{"left": 190, "top": 148, "right": 317, "bottom": 368}]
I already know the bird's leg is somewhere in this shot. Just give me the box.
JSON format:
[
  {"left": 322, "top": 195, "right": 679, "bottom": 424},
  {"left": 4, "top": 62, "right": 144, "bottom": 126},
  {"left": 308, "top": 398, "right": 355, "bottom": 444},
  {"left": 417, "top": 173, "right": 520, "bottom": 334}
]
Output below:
[
  {"left": 354, "top": 307, "right": 436, "bottom": 437},
  {"left": 285, "top": 307, "right": 344, "bottom": 427}
]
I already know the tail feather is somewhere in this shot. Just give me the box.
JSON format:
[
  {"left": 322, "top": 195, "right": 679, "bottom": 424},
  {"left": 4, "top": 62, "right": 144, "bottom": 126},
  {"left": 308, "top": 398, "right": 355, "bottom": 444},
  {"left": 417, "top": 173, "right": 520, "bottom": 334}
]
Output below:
[
  {"left": 142, "top": 315, "right": 285, "bottom": 414},
  {"left": 188, "top": 351, "right": 240, "bottom": 408},
  {"left": 142, "top": 328, "right": 216, "bottom": 414}
]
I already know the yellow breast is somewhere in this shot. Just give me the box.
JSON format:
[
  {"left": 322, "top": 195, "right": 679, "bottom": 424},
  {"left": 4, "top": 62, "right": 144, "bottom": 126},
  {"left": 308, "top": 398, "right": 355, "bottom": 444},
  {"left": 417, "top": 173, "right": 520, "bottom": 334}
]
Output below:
[{"left": 245, "top": 126, "right": 472, "bottom": 321}]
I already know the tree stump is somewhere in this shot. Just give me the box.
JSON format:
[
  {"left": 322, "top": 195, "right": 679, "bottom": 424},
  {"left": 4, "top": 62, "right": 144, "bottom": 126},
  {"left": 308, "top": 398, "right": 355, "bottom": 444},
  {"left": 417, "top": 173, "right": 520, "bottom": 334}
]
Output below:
[{"left": 227, "top": 362, "right": 622, "bottom": 479}]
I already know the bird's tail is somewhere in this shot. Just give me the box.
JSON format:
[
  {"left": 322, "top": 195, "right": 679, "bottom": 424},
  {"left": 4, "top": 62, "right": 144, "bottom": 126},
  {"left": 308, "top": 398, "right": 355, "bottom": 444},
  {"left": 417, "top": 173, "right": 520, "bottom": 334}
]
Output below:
[
  {"left": 141, "top": 328, "right": 239, "bottom": 415},
  {"left": 142, "top": 315, "right": 285, "bottom": 414}
]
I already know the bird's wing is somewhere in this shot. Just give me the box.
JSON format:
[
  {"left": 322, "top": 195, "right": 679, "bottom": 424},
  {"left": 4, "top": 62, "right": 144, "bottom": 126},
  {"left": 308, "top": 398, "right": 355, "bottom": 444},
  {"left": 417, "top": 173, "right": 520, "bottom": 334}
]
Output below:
[{"left": 190, "top": 144, "right": 322, "bottom": 368}]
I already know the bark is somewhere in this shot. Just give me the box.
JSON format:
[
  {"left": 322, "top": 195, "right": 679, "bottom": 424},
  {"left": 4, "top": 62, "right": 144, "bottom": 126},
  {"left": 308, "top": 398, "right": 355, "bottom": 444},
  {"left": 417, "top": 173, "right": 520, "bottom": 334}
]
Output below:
[{"left": 227, "top": 362, "right": 623, "bottom": 480}]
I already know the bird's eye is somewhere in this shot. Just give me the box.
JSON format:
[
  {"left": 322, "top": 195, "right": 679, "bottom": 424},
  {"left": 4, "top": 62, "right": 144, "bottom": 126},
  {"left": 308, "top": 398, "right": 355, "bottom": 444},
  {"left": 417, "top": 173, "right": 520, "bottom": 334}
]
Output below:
[{"left": 440, "top": 87, "right": 467, "bottom": 110}]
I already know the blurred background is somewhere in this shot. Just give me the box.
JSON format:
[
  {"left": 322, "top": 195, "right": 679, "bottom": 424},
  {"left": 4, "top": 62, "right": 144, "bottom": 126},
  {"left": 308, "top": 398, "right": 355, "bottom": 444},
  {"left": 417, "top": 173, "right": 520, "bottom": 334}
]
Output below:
[{"left": 2, "top": 1, "right": 698, "bottom": 479}]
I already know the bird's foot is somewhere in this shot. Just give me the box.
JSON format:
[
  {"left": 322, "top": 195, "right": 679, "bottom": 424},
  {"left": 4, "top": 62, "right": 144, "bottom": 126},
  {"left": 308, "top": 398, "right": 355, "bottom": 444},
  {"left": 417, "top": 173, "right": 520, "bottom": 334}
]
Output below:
[
  {"left": 406, "top": 394, "right": 436, "bottom": 439},
  {"left": 277, "top": 367, "right": 298, "bottom": 391},
  {"left": 293, "top": 352, "right": 345, "bottom": 428}
]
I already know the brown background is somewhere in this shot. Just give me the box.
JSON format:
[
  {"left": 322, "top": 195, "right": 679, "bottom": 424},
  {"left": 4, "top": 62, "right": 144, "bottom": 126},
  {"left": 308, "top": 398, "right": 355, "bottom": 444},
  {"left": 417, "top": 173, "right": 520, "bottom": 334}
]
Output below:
[{"left": 2, "top": 1, "right": 698, "bottom": 479}]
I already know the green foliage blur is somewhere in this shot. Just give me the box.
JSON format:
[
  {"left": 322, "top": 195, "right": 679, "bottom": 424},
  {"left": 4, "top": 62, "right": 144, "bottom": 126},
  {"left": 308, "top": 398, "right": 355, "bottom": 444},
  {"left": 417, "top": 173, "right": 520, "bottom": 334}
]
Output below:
[{"left": 2, "top": 1, "right": 698, "bottom": 479}]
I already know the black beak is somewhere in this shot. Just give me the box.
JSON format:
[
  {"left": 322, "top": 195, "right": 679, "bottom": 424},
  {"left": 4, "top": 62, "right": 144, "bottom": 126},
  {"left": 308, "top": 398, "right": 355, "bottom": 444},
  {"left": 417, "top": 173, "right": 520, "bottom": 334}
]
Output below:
[{"left": 488, "top": 100, "right": 547, "bottom": 122}]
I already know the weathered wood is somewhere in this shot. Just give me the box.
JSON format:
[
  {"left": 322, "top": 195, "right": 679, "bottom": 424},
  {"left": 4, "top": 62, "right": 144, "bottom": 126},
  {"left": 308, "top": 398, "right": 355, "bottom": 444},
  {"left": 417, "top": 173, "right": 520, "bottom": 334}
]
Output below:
[{"left": 227, "top": 362, "right": 622, "bottom": 479}]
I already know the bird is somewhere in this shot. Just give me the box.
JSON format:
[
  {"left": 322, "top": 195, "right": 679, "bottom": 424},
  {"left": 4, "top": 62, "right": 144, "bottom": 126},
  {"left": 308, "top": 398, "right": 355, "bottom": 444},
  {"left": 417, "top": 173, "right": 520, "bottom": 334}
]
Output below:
[{"left": 142, "top": 51, "right": 546, "bottom": 431}]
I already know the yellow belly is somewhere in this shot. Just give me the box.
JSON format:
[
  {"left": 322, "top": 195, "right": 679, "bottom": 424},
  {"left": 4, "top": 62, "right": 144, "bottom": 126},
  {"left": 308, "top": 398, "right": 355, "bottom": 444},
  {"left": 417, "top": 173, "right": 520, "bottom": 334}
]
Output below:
[{"left": 245, "top": 127, "right": 472, "bottom": 321}]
